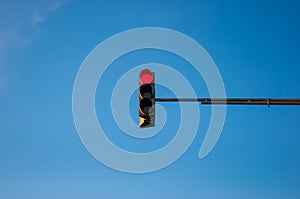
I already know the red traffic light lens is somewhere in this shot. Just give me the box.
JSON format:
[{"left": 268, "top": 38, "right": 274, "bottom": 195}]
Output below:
[{"left": 140, "top": 69, "right": 153, "bottom": 84}]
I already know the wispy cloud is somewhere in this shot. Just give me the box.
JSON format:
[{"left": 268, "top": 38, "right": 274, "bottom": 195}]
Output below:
[
  {"left": 50, "top": 0, "right": 69, "bottom": 11},
  {"left": 0, "top": 0, "right": 69, "bottom": 50},
  {"left": 0, "top": 0, "right": 69, "bottom": 90},
  {"left": 31, "top": 12, "right": 45, "bottom": 27}
]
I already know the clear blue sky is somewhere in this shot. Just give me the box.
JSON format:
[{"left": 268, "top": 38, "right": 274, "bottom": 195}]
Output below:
[{"left": 1, "top": 0, "right": 300, "bottom": 198}]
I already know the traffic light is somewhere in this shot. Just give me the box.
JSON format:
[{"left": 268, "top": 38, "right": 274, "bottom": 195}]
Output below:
[{"left": 139, "top": 69, "right": 155, "bottom": 128}]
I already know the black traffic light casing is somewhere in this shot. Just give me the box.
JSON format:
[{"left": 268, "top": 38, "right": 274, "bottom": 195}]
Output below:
[{"left": 139, "top": 69, "right": 155, "bottom": 128}]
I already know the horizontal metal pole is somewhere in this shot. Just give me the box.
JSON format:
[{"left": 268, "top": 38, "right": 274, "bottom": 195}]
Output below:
[{"left": 155, "top": 98, "right": 300, "bottom": 106}]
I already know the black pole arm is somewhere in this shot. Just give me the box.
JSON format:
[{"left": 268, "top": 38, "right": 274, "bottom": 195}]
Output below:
[{"left": 155, "top": 98, "right": 300, "bottom": 106}]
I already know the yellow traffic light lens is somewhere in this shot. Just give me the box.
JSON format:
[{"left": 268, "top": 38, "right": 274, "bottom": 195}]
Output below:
[
  {"left": 139, "top": 84, "right": 153, "bottom": 98},
  {"left": 139, "top": 98, "right": 152, "bottom": 114}
]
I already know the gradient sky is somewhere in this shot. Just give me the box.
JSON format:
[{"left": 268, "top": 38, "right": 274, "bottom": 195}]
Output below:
[{"left": 1, "top": 0, "right": 300, "bottom": 199}]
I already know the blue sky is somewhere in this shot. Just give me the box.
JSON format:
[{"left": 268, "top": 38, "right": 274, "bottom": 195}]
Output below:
[{"left": 1, "top": 0, "right": 300, "bottom": 198}]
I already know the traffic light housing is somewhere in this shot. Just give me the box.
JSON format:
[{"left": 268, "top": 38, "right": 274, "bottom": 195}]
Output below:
[{"left": 139, "top": 69, "right": 155, "bottom": 128}]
